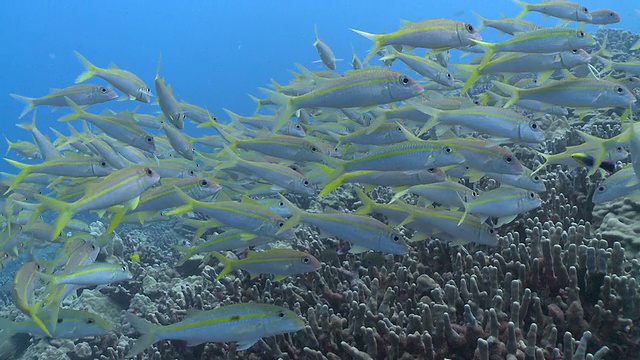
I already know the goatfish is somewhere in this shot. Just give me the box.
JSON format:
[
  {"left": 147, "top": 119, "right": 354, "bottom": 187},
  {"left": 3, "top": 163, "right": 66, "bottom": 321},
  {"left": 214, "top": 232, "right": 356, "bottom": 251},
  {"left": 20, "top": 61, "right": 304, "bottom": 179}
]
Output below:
[
  {"left": 592, "top": 165, "right": 640, "bottom": 204},
  {"left": 74, "top": 51, "right": 152, "bottom": 103},
  {"left": 173, "top": 229, "right": 275, "bottom": 266},
  {"left": 12, "top": 261, "right": 51, "bottom": 337},
  {"left": 261, "top": 67, "right": 424, "bottom": 133},
  {"left": 492, "top": 79, "right": 636, "bottom": 109},
  {"left": 125, "top": 303, "right": 305, "bottom": 356},
  {"left": 213, "top": 249, "right": 322, "bottom": 281},
  {"left": 10, "top": 85, "right": 118, "bottom": 119},
  {"left": 462, "top": 27, "right": 596, "bottom": 92},
  {"left": 458, "top": 186, "right": 542, "bottom": 226},
  {"left": 32, "top": 166, "right": 161, "bottom": 239},
  {"left": 472, "top": 11, "right": 539, "bottom": 34},
  {"left": 319, "top": 168, "right": 446, "bottom": 196},
  {"left": 515, "top": 1, "right": 592, "bottom": 22},
  {"left": 313, "top": 25, "right": 338, "bottom": 70},
  {"left": 277, "top": 194, "right": 409, "bottom": 255},
  {"left": 155, "top": 54, "right": 186, "bottom": 129},
  {"left": 0, "top": 309, "right": 112, "bottom": 343},
  {"left": 164, "top": 187, "right": 297, "bottom": 240},
  {"left": 352, "top": 18, "right": 482, "bottom": 63},
  {"left": 586, "top": 9, "right": 620, "bottom": 25},
  {"left": 38, "top": 262, "right": 133, "bottom": 287}
]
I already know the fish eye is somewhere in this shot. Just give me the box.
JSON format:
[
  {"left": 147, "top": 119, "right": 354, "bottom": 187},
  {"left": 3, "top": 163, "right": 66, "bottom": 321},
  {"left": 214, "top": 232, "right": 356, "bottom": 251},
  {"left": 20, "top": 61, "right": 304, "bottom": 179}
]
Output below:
[
  {"left": 489, "top": 229, "right": 495, "bottom": 234},
  {"left": 533, "top": 175, "right": 540, "bottom": 181},
  {"left": 145, "top": 168, "right": 153, "bottom": 176},
  {"left": 397, "top": 126, "right": 403, "bottom": 132},
  {"left": 473, "top": 100, "right": 481, "bottom": 105},
  {"left": 278, "top": 311, "right": 285, "bottom": 318},
  {"left": 279, "top": 201, "right": 284, "bottom": 206},
  {"left": 616, "top": 87, "right": 624, "bottom": 93},
  {"left": 446, "top": 73, "right": 452, "bottom": 79},
  {"left": 582, "top": 7, "right": 588, "bottom": 13},
  {"left": 571, "top": 49, "right": 578, "bottom": 54},
  {"left": 303, "top": 180, "right": 309, "bottom": 186},
  {"left": 302, "top": 257, "right": 310, "bottom": 263},
  {"left": 529, "top": 192, "right": 535, "bottom": 198},
  {"left": 100, "top": 161, "right": 107, "bottom": 167},
  {"left": 598, "top": 186, "right": 605, "bottom": 192},
  {"left": 617, "top": 147, "right": 623, "bottom": 152},
  {"left": 146, "top": 136, "right": 154, "bottom": 143},
  {"left": 121, "top": 265, "right": 127, "bottom": 271},
  {"left": 87, "top": 318, "right": 95, "bottom": 324},
  {"left": 296, "top": 124, "right": 301, "bottom": 129},
  {"left": 445, "top": 147, "right": 453, "bottom": 153},
  {"left": 101, "top": 87, "right": 107, "bottom": 93},
  {"left": 400, "top": 76, "right": 410, "bottom": 85},
  {"left": 189, "top": 170, "right": 196, "bottom": 176},
  {"left": 609, "top": 12, "right": 614, "bottom": 17},
  {"left": 577, "top": 31, "right": 585, "bottom": 37},
  {"left": 530, "top": 122, "right": 538, "bottom": 129},
  {"left": 505, "top": 156, "right": 513, "bottom": 163},
  {"left": 472, "top": 191, "right": 478, "bottom": 197},
  {"left": 57, "top": 318, "right": 64, "bottom": 324},
  {"left": 146, "top": 87, "right": 150, "bottom": 92},
  {"left": 310, "top": 146, "right": 318, "bottom": 152},
  {"left": 428, "top": 168, "right": 435, "bottom": 172},
  {"left": 201, "top": 180, "right": 208, "bottom": 186},
  {"left": 393, "top": 235, "right": 400, "bottom": 242},
  {"left": 466, "top": 24, "right": 474, "bottom": 32},
  {"left": 278, "top": 222, "right": 284, "bottom": 227}
]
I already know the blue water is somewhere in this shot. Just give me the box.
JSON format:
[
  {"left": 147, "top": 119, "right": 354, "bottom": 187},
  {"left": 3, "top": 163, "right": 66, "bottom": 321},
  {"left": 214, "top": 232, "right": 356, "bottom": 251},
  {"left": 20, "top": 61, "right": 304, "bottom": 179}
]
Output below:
[{"left": 0, "top": 1, "right": 637, "bottom": 173}]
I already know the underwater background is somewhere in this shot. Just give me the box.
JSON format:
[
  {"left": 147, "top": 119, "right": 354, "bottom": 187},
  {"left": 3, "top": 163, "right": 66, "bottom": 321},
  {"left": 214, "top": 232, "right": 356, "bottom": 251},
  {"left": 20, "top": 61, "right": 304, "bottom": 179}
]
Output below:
[{"left": 2, "top": 1, "right": 640, "bottom": 359}]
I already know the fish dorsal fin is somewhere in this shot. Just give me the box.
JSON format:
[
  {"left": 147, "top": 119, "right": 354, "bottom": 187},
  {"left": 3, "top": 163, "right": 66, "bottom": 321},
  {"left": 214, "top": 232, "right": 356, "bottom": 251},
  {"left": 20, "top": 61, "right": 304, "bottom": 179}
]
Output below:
[
  {"left": 240, "top": 195, "right": 261, "bottom": 206},
  {"left": 108, "top": 62, "right": 121, "bottom": 69},
  {"left": 184, "top": 308, "right": 207, "bottom": 320},
  {"left": 399, "top": 19, "right": 413, "bottom": 29}
]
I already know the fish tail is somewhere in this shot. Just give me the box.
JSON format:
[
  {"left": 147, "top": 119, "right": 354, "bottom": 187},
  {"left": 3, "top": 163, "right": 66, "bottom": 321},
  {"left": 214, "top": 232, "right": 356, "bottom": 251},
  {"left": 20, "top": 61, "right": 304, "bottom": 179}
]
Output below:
[
  {"left": 471, "top": 11, "right": 487, "bottom": 31},
  {"left": 0, "top": 317, "right": 17, "bottom": 344},
  {"left": 530, "top": 152, "right": 550, "bottom": 176},
  {"left": 4, "top": 158, "right": 31, "bottom": 194},
  {"left": 41, "top": 291, "right": 63, "bottom": 333},
  {"left": 58, "top": 97, "right": 87, "bottom": 122},
  {"left": 212, "top": 252, "right": 235, "bottom": 281},
  {"left": 10, "top": 94, "right": 36, "bottom": 119},
  {"left": 155, "top": 52, "right": 162, "bottom": 81},
  {"left": 410, "top": 103, "right": 440, "bottom": 136},
  {"left": 276, "top": 194, "right": 305, "bottom": 234},
  {"left": 389, "top": 188, "right": 409, "bottom": 204},
  {"left": 319, "top": 160, "right": 348, "bottom": 192},
  {"left": 74, "top": 51, "right": 98, "bottom": 83},
  {"left": 259, "top": 87, "right": 295, "bottom": 133},
  {"left": 353, "top": 186, "right": 378, "bottom": 215},
  {"left": 28, "top": 301, "right": 53, "bottom": 337},
  {"left": 313, "top": 24, "right": 320, "bottom": 46},
  {"left": 317, "top": 166, "right": 347, "bottom": 197},
  {"left": 491, "top": 80, "right": 520, "bottom": 108},
  {"left": 125, "top": 312, "right": 162, "bottom": 358},
  {"left": 513, "top": 0, "right": 529, "bottom": 19},
  {"left": 216, "top": 144, "right": 241, "bottom": 171},
  {"left": 350, "top": 28, "right": 383, "bottom": 63},
  {"left": 162, "top": 187, "right": 196, "bottom": 216},
  {"left": 631, "top": 38, "right": 640, "bottom": 51},
  {"left": 172, "top": 244, "right": 194, "bottom": 266},
  {"left": 34, "top": 194, "right": 75, "bottom": 241},
  {"left": 459, "top": 64, "right": 482, "bottom": 95},
  {"left": 248, "top": 94, "right": 265, "bottom": 113}
]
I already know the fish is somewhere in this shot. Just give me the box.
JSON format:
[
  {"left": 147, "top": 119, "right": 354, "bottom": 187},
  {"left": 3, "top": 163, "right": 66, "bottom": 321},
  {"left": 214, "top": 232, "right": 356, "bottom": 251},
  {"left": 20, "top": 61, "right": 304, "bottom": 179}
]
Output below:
[
  {"left": 458, "top": 186, "right": 542, "bottom": 226},
  {"left": 125, "top": 303, "right": 305, "bottom": 356},
  {"left": 492, "top": 79, "right": 636, "bottom": 109},
  {"left": 165, "top": 188, "right": 297, "bottom": 240},
  {"left": 515, "top": 1, "right": 592, "bottom": 22},
  {"left": 38, "top": 262, "right": 133, "bottom": 286},
  {"left": 155, "top": 54, "right": 186, "bottom": 129},
  {"left": 173, "top": 229, "right": 275, "bottom": 266},
  {"left": 586, "top": 9, "right": 621, "bottom": 24},
  {"left": 261, "top": 67, "right": 424, "bottom": 133},
  {"left": 32, "top": 166, "right": 161, "bottom": 239},
  {"left": 472, "top": 11, "right": 539, "bottom": 34},
  {"left": 12, "top": 261, "right": 51, "bottom": 337},
  {"left": 59, "top": 99, "right": 157, "bottom": 153},
  {"left": 390, "top": 180, "right": 479, "bottom": 210},
  {"left": 313, "top": 25, "right": 338, "bottom": 70},
  {"left": 351, "top": 18, "right": 482, "bottom": 63},
  {"left": 74, "top": 51, "right": 152, "bottom": 103},
  {"left": 380, "top": 47, "right": 455, "bottom": 87},
  {"left": 161, "top": 121, "right": 195, "bottom": 160},
  {"left": 0, "top": 309, "right": 112, "bottom": 342},
  {"left": 277, "top": 194, "right": 409, "bottom": 255},
  {"left": 10, "top": 84, "right": 118, "bottom": 119},
  {"left": 592, "top": 165, "right": 640, "bottom": 204},
  {"left": 213, "top": 248, "right": 322, "bottom": 281}
]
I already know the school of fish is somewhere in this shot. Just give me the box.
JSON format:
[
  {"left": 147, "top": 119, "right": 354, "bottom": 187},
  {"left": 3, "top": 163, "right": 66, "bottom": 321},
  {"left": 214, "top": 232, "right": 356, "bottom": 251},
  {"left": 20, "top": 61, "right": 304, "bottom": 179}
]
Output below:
[{"left": 1, "top": 1, "right": 639, "bottom": 357}]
